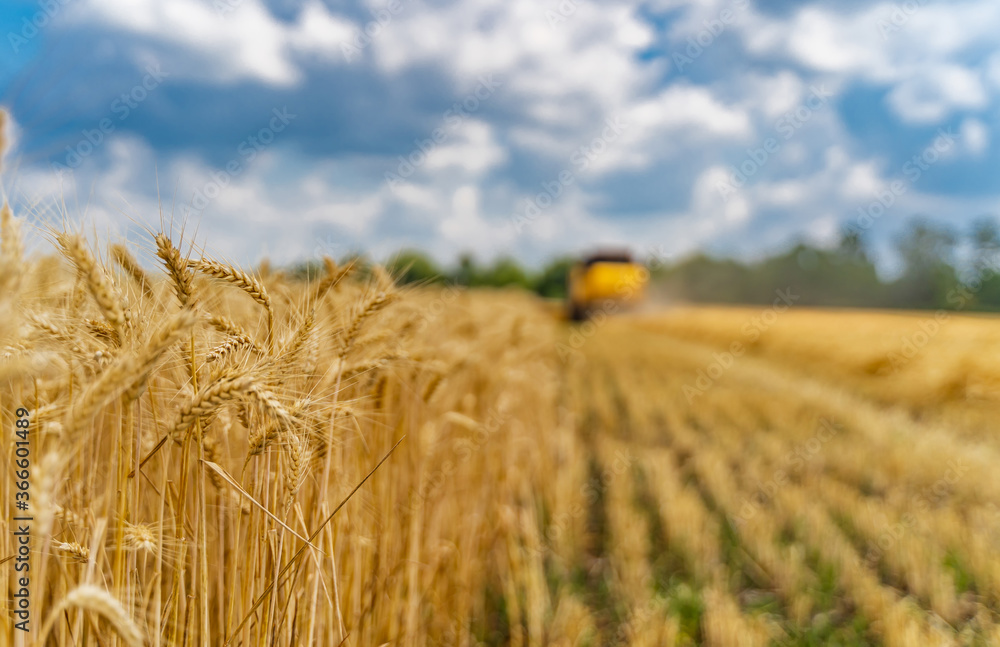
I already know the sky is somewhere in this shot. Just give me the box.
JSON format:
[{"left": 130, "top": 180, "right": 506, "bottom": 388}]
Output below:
[{"left": 0, "top": 0, "right": 998, "bottom": 270}]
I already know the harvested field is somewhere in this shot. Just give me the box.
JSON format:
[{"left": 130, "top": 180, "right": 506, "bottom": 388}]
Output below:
[{"left": 1, "top": 220, "right": 999, "bottom": 645}]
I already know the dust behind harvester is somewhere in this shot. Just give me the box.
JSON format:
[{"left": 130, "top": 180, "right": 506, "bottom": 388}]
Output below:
[{"left": 566, "top": 249, "right": 649, "bottom": 321}]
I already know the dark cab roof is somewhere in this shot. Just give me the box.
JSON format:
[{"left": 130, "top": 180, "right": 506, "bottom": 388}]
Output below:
[{"left": 581, "top": 250, "right": 634, "bottom": 267}]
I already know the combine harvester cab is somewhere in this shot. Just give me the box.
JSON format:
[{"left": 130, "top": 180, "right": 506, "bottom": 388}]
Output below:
[{"left": 567, "top": 251, "right": 649, "bottom": 321}]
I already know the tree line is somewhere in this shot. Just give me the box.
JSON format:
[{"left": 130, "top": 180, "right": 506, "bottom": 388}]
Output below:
[
  {"left": 290, "top": 216, "right": 1000, "bottom": 311},
  {"left": 653, "top": 216, "right": 1000, "bottom": 311}
]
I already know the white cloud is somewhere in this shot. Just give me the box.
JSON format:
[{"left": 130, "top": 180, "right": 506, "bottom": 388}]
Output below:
[
  {"left": 690, "top": 143, "right": 903, "bottom": 254},
  {"left": 507, "top": 127, "right": 574, "bottom": 158},
  {"left": 439, "top": 185, "right": 501, "bottom": 252},
  {"left": 961, "top": 117, "right": 989, "bottom": 156},
  {"left": 840, "top": 161, "right": 884, "bottom": 201},
  {"left": 373, "top": 0, "right": 654, "bottom": 103},
  {"left": 739, "top": 2, "right": 1000, "bottom": 123},
  {"left": 8, "top": 136, "right": 389, "bottom": 263},
  {"left": 691, "top": 165, "right": 751, "bottom": 228},
  {"left": 423, "top": 121, "right": 507, "bottom": 177},
  {"left": 370, "top": 0, "right": 666, "bottom": 173},
  {"left": 629, "top": 85, "right": 751, "bottom": 136},
  {"left": 886, "top": 65, "right": 987, "bottom": 124},
  {"left": 987, "top": 52, "right": 1000, "bottom": 89},
  {"left": 584, "top": 85, "right": 752, "bottom": 175},
  {"left": 742, "top": 2, "right": 1000, "bottom": 78},
  {"left": 14, "top": 0, "right": 1000, "bottom": 268},
  {"left": 63, "top": 0, "right": 355, "bottom": 85},
  {"left": 747, "top": 71, "right": 806, "bottom": 120},
  {"left": 390, "top": 182, "right": 440, "bottom": 212},
  {"left": 805, "top": 214, "right": 839, "bottom": 246},
  {"left": 784, "top": 7, "right": 884, "bottom": 74},
  {"left": 762, "top": 179, "right": 809, "bottom": 207}
]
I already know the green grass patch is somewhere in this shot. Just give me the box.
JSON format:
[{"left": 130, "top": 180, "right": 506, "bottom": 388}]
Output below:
[{"left": 943, "top": 549, "right": 976, "bottom": 594}]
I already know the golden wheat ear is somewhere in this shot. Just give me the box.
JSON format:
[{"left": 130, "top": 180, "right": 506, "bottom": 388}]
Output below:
[
  {"left": 111, "top": 242, "right": 154, "bottom": 298},
  {"left": 56, "top": 231, "right": 130, "bottom": 337},
  {"left": 39, "top": 584, "right": 144, "bottom": 647},
  {"left": 155, "top": 232, "right": 194, "bottom": 306},
  {"left": 0, "top": 115, "right": 29, "bottom": 319},
  {"left": 192, "top": 257, "right": 275, "bottom": 351},
  {"left": 0, "top": 202, "right": 23, "bottom": 296}
]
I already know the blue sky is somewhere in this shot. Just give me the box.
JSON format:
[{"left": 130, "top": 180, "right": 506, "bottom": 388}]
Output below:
[{"left": 1, "top": 0, "right": 998, "bottom": 269}]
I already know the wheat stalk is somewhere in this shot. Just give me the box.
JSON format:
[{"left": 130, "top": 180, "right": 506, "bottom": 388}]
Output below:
[
  {"left": 126, "top": 307, "right": 198, "bottom": 401},
  {"left": 206, "top": 334, "right": 260, "bottom": 363},
  {"left": 39, "top": 584, "right": 144, "bottom": 647},
  {"left": 193, "top": 258, "right": 274, "bottom": 351},
  {"left": 1, "top": 202, "right": 22, "bottom": 264},
  {"left": 20, "top": 218, "right": 1000, "bottom": 647},
  {"left": 170, "top": 372, "right": 256, "bottom": 444},
  {"left": 65, "top": 354, "right": 142, "bottom": 432},
  {"left": 56, "top": 541, "right": 91, "bottom": 563},
  {"left": 54, "top": 504, "right": 86, "bottom": 529},
  {"left": 155, "top": 233, "right": 194, "bottom": 307},
  {"left": 111, "top": 242, "right": 154, "bottom": 298},
  {"left": 207, "top": 314, "right": 247, "bottom": 337},
  {"left": 339, "top": 289, "right": 393, "bottom": 358},
  {"left": 283, "top": 431, "right": 309, "bottom": 508},
  {"left": 247, "top": 385, "right": 296, "bottom": 431},
  {"left": 0, "top": 202, "right": 23, "bottom": 302},
  {"left": 279, "top": 310, "right": 314, "bottom": 362},
  {"left": 57, "top": 232, "right": 130, "bottom": 335},
  {"left": 192, "top": 258, "right": 271, "bottom": 311},
  {"left": 247, "top": 420, "right": 280, "bottom": 457},
  {"left": 67, "top": 308, "right": 196, "bottom": 428},
  {"left": 124, "top": 522, "right": 157, "bottom": 555},
  {"left": 313, "top": 256, "right": 355, "bottom": 300}
]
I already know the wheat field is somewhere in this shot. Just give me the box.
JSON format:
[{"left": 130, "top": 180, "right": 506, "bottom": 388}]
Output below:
[{"left": 1, "top": 207, "right": 1000, "bottom": 646}]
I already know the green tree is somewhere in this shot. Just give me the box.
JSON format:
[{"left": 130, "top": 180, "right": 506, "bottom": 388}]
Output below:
[
  {"left": 452, "top": 253, "right": 480, "bottom": 286},
  {"left": 534, "top": 256, "right": 575, "bottom": 298},
  {"left": 968, "top": 216, "right": 1000, "bottom": 310},
  {"left": 971, "top": 216, "right": 1000, "bottom": 272},
  {"left": 835, "top": 225, "right": 869, "bottom": 264},
  {"left": 481, "top": 257, "right": 532, "bottom": 289},
  {"left": 388, "top": 250, "right": 443, "bottom": 284},
  {"left": 891, "top": 218, "right": 959, "bottom": 309}
]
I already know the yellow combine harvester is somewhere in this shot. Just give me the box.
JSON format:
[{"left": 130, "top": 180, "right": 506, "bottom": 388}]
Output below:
[{"left": 567, "top": 251, "right": 649, "bottom": 321}]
